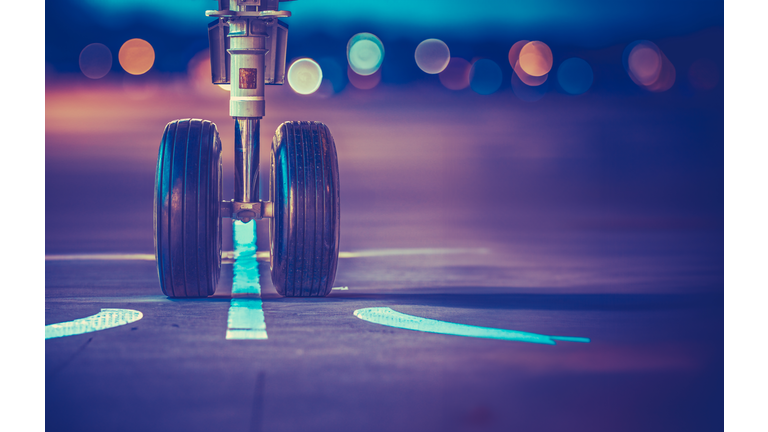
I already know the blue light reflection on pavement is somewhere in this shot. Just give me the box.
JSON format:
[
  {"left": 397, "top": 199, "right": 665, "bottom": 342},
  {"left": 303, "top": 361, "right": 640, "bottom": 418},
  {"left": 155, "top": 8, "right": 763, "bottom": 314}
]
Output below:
[
  {"left": 353, "top": 307, "right": 590, "bottom": 345},
  {"left": 226, "top": 221, "right": 268, "bottom": 340},
  {"left": 45, "top": 309, "right": 143, "bottom": 339}
]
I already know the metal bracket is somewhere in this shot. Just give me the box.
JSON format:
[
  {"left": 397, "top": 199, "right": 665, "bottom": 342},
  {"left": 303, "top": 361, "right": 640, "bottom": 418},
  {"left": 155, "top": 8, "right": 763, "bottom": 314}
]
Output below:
[
  {"left": 205, "top": 10, "right": 291, "bottom": 18},
  {"left": 221, "top": 200, "right": 274, "bottom": 222}
]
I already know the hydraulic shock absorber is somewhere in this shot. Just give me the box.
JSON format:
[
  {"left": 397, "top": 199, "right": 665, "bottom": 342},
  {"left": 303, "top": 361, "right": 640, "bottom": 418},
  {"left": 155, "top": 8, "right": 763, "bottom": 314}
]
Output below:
[{"left": 207, "top": 0, "right": 289, "bottom": 222}]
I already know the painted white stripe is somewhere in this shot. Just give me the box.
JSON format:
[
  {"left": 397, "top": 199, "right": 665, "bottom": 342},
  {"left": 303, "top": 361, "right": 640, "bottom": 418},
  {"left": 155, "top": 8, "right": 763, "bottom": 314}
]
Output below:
[
  {"left": 338, "top": 248, "right": 489, "bottom": 258},
  {"left": 45, "top": 308, "right": 143, "bottom": 339},
  {"left": 226, "top": 221, "right": 267, "bottom": 340},
  {"left": 353, "top": 307, "right": 590, "bottom": 345},
  {"left": 45, "top": 254, "right": 155, "bottom": 261},
  {"left": 226, "top": 298, "right": 267, "bottom": 339},
  {"left": 46, "top": 248, "right": 488, "bottom": 262}
]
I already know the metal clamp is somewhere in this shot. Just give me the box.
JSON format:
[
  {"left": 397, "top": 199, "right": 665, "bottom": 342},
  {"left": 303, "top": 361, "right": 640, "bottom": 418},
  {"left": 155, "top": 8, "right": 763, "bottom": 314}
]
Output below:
[{"left": 222, "top": 200, "right": 274, "bottom": 223}]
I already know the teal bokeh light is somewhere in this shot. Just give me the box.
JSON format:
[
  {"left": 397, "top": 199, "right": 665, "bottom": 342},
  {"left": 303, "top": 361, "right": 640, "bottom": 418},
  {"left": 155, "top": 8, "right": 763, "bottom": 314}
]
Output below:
[
  {"left": 346, "top": 33, "right": 385, "bottom": 76},
  {"left": 557, "top": 57, "right": 593, "bottom": 95}
]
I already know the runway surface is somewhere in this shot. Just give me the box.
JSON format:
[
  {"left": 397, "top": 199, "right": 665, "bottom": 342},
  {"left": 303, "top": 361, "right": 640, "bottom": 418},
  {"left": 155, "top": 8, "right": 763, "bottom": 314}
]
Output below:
[{"left": 45, "top": 77, "right": 723, "bottom": 431}]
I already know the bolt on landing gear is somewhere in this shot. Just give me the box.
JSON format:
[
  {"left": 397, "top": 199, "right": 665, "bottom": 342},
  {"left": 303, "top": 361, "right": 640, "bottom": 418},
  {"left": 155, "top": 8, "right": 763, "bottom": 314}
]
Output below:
[{"left": 154, "top": 0, "right": 340, "bottom": 298}]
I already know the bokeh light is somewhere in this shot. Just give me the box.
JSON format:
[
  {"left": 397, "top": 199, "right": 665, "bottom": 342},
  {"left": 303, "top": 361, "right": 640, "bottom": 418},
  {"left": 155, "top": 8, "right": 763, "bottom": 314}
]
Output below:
[
  {"left": 287, "top": 58, "right": 323, "bottom": 95},
  {"left": 312, "top": 79, "right": 335, "bottom": 99},
  {"left": 346, "top": 33, "right": 384, "bottom": 76},
  {"left": 519, "top": 41, "right": 553, "bottom": 77},
  {"left": 348, "top": 66, "right": 381, "bottom": 90},
  {"left": 514, "top": 60, "right": 547, "bottom": 87},
  {"left": 557, "top": 57, "right": 593, "bottom": 95},
  {"left": 187, "top": 50, "right": 230, "bottom": 94},
  {"left": 415, "top": 39, "right": 450, "bottom": 74},
  {"left": 439, "top": 57, "right": 471, "bottom": 90},
  {"left": 645, "top": 52, "right": 675, "bottom": 92},
  {"left": 317, "top": 57, "right": 346, "bottom": 93},
  {"left": 688, "top": 58, "right": 719, "bottom": 91},
  {"left": 623, "top": 40, "right": 675, "bottom": 92},
  {"left": 469, "top": 59, "right": 502, "bottom": 95},
  {"left": 627, "top": 42, "right": 660, "bottom": 86},
  {"left": 118, "top": 38, "right": 155, "bottom": 75},
  {"left": 79, "top": 43, "right": 112, "bottom": 79},
  {"left": 511, "top": 69, "right": 549, "bottom": 102},
  {"left": 508, "top": 40, "right": 530, "bottom": 69}
]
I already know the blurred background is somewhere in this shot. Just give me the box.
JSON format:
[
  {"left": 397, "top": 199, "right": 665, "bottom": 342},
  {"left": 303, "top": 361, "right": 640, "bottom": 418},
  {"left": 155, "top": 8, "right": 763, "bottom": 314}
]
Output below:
[{"left": 45, "top": 0, "right": 724, "bottom": 293}]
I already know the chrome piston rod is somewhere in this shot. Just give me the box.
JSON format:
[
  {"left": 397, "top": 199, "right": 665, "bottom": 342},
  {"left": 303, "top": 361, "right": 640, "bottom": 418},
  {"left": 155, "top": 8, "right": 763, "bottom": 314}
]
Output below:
[{"left": 234, "top": 117, "right": 259, "bottom": 203}]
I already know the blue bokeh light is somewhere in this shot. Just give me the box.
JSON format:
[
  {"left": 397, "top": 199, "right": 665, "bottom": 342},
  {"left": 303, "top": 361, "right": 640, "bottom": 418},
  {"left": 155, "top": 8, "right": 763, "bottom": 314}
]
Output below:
[
  {"left": 469, "top": 59, "right": 502, "bottom": 95},
  {"left": 557, "top": 57, "right": 593, "bottom": 95},
  {"left": 317, "top": 57, "right": 346, "bottom": 93},
  {"left": 79, "top": 43, "right": 112, "bottom": 79}
]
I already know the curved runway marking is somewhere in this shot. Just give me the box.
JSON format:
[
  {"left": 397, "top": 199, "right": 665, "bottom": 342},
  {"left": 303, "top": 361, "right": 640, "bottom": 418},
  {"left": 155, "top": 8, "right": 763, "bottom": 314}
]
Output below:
[
  {"left": 45, "top": 309, "right": 143, "bottom": 339},
  {"left": 226, "top": 221, "right": 267, "bottom": 340},
  {"left": 353, "top": 307, "right": 590, "bottom": 345}
]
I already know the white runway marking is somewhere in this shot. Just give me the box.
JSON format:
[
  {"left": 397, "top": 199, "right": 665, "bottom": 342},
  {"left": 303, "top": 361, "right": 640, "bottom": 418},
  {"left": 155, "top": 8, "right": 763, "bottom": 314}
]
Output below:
[
  {"left": 226, "top": 221, "right": 267, "bottom": 340},
  {"left": 338, "top": 248, "right": 489, "bottom": 258},
  {"left": 45, "top": 253, "right": 155, "bottom": 261},
  {"left": 46, "top": 248, "right": 488, "bottom": 262},
  {"left": 353, "top": 307, "right": 590, "bottom": 345},
  {"left": 45, "top": 309, "right": 143, "bottom": 339}
]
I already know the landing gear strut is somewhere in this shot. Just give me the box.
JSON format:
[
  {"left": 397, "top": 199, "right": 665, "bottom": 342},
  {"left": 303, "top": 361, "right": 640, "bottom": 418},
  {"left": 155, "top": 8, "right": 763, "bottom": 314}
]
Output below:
[{"left": 154, "top": 0, "right": 340, "bottom": 298}]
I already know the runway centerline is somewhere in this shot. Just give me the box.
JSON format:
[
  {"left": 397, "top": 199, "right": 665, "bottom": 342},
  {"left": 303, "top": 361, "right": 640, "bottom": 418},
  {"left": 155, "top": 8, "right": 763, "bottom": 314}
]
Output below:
[{"left": 226, "top": 221, "right": 267, "bottom": 340}]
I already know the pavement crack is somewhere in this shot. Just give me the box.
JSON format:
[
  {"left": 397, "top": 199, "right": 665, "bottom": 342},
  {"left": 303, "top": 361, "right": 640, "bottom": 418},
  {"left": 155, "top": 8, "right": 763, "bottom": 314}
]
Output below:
[
  {"left": 47, "top": 337, "right": 93, "bottom": 380},
  {"left": 249, "top": 372, "right": 266, "bottom": 432}
]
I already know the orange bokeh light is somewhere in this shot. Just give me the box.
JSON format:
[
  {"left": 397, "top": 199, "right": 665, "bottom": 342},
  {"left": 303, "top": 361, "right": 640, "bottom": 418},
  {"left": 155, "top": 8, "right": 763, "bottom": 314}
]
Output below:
[
  {"left": 119, "top": 38, "right": 155, "bottom": 75},
  {"left": 514, "top": 60, "right": 547, "bottom": 87},
  {"left": 507, "top": 40, "right": 529, "bottom": 69},
  {"left": 519, "top": 41, "right": 552, "bottom": 77}
]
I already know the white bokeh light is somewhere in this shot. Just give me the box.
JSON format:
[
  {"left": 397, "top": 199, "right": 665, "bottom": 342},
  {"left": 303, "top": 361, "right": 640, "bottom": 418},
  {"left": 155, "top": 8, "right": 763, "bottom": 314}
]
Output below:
[
  {"left": 287, "top": 58, "right": 323, "bottom": 95},
  {"left": 415, "top": 39, "right": 450, "bottom": 74}
]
